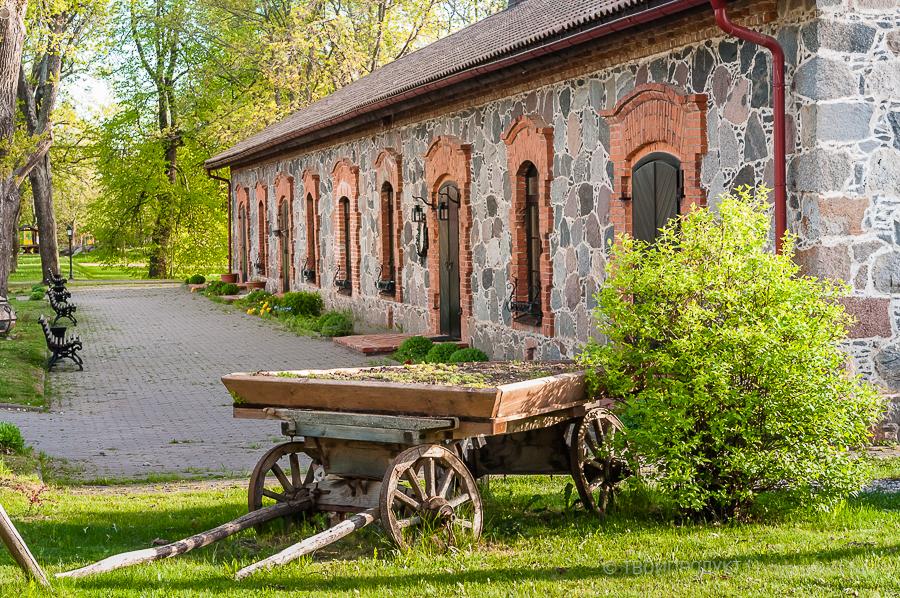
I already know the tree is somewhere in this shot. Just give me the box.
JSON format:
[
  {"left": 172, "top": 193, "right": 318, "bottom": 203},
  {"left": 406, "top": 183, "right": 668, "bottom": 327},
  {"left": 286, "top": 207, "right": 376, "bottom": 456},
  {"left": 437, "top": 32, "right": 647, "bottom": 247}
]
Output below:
[
  {"left": 0, "top": 0, "right": 52, "bottom": 296},
  {"left": 18, "top": 0, "right": 103, "bottom": 282}
]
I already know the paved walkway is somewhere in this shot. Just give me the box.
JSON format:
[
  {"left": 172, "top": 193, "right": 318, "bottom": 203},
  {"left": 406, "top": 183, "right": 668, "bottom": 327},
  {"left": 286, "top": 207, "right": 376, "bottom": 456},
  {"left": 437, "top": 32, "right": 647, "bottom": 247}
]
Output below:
[{"left": 2, "top": 285, "right": 367, "bottom": 480}]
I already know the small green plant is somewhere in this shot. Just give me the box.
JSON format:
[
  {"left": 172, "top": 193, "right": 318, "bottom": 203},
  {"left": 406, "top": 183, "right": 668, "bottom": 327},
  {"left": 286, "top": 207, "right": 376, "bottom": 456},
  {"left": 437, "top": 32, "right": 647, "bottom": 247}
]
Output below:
[
  {"left": 424, "top": 342, "right": 462, "bottom": 364},
  {"left": 186, "top": 274, "right": 206, "bottom": 285},
  {"left": 0, "top": 421, "right": 26, "bottom": 454},
  {"left": 448, "top": 347, "right": 489, "bottom": 363},
  {"left": 204, "top": 281, "right": 239, "bottom": 296},
  {"left": 318, "top": 311, "right": 353, "bottom": 337},
  {"left": 30, "top": 284, "right": 44, "bottom": 293},
  {"left": 577, "top": 186, "right": 884, "bottom": 520},
  {"left": 237, "top": 289, "right": 273, "bottom": 307},
  {"left": 278, "top": 291, "right": 324, "bottom": 317},
  {"left": 29, "top": 290, "right": 44, "bottom": 301},
  {"left": 393, "top": 336, "right": 433, "bottom": 363}
]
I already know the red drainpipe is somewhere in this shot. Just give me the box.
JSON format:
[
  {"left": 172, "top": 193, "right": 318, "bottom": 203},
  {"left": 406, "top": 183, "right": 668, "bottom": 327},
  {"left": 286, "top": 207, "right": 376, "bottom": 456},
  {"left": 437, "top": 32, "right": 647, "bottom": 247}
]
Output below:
[
  {"left": 206, "top": 168, "right": 233, "bottom": 273},
  {"left": 710, "top": 0, "right": 787, "bottom": 253}
]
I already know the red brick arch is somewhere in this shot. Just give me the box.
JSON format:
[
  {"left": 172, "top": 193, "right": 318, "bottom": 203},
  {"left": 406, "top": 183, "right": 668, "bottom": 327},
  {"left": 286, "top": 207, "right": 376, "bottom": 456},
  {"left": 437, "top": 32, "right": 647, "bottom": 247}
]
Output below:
[
  {"left": 424, "top": 135, "right": 473, "bottom": 340},
  {"left": 332, "top": 158, "right": 361, "bottom": 294},
  {"left": 375, "top": 148, "right": 404, "bottom": 302},
  {"left": 274, "top": 172, "right": 294, "bottom": 292},
  {"left": 600, "top": 83, "right": 707, "bottom": 237},
  {"left": 502, "top": 114, "right": 555, "bottom": 337},
  {"left": 302, "top": 169, "right": 321, "bottom": 287}
]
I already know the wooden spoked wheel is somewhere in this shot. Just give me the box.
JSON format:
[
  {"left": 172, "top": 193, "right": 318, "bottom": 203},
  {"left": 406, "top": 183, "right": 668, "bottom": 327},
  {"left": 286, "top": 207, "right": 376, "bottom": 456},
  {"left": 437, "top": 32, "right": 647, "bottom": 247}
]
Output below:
[
  {"left": 570, "top": 408, "right": 628, "bottom": 516},
  {"left": 248, "top": 441, "right": 324, "bottom": 530},
  {"left": 379, "top": 444, "right": 483, "bottom": 550}
]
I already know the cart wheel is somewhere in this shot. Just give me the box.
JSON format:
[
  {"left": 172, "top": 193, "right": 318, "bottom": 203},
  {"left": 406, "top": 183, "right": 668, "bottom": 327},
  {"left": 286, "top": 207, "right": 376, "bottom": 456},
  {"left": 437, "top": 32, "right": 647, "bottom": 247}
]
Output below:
[
  {"left": 570, "top": 408, "right": 628, "bottom": 517},
  {"left": 249, "top": 441, "right": 324, "bottom": 531},
  {"left": 379, "top": 444, "right": 483, "bottom": 550}
]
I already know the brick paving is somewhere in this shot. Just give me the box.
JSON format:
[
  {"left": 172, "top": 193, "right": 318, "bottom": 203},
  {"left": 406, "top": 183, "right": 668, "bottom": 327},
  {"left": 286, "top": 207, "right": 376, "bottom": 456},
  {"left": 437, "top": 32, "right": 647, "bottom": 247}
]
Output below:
[{"left": 1, "top": 284, "right": 367, "bottom": 480}]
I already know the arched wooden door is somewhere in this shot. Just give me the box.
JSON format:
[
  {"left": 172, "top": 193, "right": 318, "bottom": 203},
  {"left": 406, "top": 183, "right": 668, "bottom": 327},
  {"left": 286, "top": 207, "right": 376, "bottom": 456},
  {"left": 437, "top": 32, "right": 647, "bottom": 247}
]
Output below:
[
  {"left": 279, "top": 200, "right": 291, "bottom": 293},
  {"left": 632, "top": 153, "right": 682, "bottom": 243},
  {"left": 438, "top": 182, "right": 461, "bottom": 339}
]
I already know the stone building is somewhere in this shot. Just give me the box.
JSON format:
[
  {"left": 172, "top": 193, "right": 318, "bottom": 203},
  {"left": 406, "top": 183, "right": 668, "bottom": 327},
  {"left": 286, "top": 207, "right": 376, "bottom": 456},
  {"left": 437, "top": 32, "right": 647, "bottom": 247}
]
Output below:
[{"left": 205, "top": 0, "right": 900, "bottom": 395}]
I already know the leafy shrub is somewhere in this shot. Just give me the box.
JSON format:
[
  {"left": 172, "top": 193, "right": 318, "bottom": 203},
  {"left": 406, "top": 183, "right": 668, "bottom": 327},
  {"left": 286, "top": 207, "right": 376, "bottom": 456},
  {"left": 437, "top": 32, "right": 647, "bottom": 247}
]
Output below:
[
  {"left": 205, "top": 281, "right": 240, "bottom": 296},
  {"left": 577, "top": 186, "right": 883, "bottom": 520},
  {"left": 282, "top": 314, "right": 322, "bottom": 336},
  {"left": 29, "top": 290, "right": 44, "bottom": 301},
  {"left": 0, "top": 422, "right": 25, "bottom": 454},
  {"left": 236, "top": 289, "right": 272, "bottom": 307},
  {"left": 424, "top": 342, "right": 462, "bottom": 364},
  {"left": 393, "top": 336, "right": 433, "bottom": 363},
  {"left": 318, "top": 311, "right": 353, "bottom": 337},
  {"left": 278, "top": 291, "right": 324, "bottom": 317},
  {"left": 186, "top": 274, "right": 206, "bottom": 285},
  {"left": 448, "top": 347, "right": 489, "bottom": 363},
  {"left": 30, "top": 284, "right": 44, "bottom": 293}
]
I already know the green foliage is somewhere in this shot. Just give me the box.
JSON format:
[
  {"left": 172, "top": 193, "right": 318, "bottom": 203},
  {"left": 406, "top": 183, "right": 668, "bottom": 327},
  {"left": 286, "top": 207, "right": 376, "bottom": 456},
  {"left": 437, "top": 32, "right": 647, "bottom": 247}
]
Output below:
[
  {"left": 278, "top": 291, "right": 324, "bottom": 317},
  {"left": 0, "top": 422, "right": 25, "bottom": 454},
  {"left": 28, "top": 290, "right": 44, "bottom": 301},
  {"left": 30, "top": 284, "right": 44, "bottom": 293},
  {"left": 393, "top": 335, "right": 434, "bottom": 363},
  {"left": 448, "top": 347, "right": 489, "bottom": 363},
  {"left": 235, "top": 290, "right": 273, "bottom": 308},
  {"left": 577, "top": 186, "right": 884, "bottom": 520},
  {"left": 204, "top": 281, "right": 239, "bottom": 296},
  {"left": 424, "top": 342, "right": 462, "bottom": 364},
  {"left": 318, "top": 311, "right": 353, "bottom": 337},
  {"left": 186, "top": 274, "right": 206, "bottom": 285}
]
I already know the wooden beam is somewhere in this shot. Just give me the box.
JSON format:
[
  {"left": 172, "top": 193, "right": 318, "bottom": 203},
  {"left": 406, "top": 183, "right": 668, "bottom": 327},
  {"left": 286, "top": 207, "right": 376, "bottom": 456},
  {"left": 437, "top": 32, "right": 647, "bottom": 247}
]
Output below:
[
  {"left": 56, "top": 499, "right": 310, "bottom": 579},
  {"left": 235, "top": 507, "right": 379, "bottom": 580},
  {"left": 0, "top": 503, "right": 50, "bottom": 587}
]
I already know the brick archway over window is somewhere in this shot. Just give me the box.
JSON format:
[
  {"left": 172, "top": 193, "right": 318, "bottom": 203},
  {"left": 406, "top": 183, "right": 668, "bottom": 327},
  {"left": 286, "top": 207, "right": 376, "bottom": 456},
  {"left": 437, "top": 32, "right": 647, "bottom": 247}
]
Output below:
[
  {"left": 332, "top": 159, "right": 360, "bottom": 294},
  {"left": 302, "top": 169, "right": 321, "bottom": 287},
  {"left": 255, "top": 181, "right": 268, "bottom": 278},
  {"left": 600, "top": 84, "right": 707, "bottom": 237},
  {"left": 235, "top": 185, "right": 250, "bottom": 283},
  {"left": 274, "top": 173, "right": 294, "bottom": 292},
  {"left": 424, "top": 135, "right": 473, "bottom": 340},
  {"left": 502, "top": 114, "right": 555, "bottom": 337},
  {"left": 375, "top": 148, "right": 404, "bottom": 302}
]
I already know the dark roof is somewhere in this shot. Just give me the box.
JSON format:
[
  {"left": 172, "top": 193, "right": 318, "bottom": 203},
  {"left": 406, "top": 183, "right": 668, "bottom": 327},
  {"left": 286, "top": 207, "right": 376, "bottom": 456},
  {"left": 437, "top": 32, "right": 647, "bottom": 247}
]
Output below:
[{"left": 206, "top": 0, "right": 678, "bottom": 169}]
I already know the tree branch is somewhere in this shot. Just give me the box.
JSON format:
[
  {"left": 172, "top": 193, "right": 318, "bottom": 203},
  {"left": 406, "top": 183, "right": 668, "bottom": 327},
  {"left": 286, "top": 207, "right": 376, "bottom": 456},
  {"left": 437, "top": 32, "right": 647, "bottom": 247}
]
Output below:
[{"left": 13, "top": 135, "right": 53, "bottom": 187}]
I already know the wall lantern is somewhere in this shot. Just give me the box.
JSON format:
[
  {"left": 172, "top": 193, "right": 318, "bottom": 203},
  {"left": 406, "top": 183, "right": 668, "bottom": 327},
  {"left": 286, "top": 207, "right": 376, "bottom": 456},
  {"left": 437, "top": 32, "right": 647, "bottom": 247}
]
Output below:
[
  {"left": 437, "top": 185, "right": 460, "bottom": 222},
  {"left": 0, "top": 297, "right": 17, "bottom": 336},
  {"left": 411, "top": 196, "right": 432, "bottom": 258},
  {"left": 412, "top": 204, "right": 426, "bottom": 224}
]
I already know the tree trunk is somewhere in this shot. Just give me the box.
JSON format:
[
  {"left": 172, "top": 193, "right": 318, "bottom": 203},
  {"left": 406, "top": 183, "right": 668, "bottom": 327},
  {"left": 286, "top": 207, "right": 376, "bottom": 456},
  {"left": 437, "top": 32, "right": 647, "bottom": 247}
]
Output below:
[
  {"left": 0, "top": 180, "right": 22, "bottom": 297},
  {"left": 29, "top": 155, "right": 59, "bottom": 281}
]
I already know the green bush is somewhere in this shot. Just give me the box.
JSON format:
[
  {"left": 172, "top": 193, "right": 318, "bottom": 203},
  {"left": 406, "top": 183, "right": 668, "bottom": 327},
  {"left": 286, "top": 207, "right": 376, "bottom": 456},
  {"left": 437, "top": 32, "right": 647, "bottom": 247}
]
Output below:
[
  {"left": 0, "top": 422, "right": 25, "bottom": 454},
  {"left": 29, "top": 290, "right": 44, "bottom": 301},
  {"left": 238, "top": 289, "right": 273, "bottom": 307},
  {"left": 393, "top": 336, "right": 433, "bottom": 363},
  {"left": 205, "top": 281, "right": 239, "bottom": 296},
  {"left": 424, "top": 342, "right": 462, "bottom": 364},
  {"left": 30, "top": 284, "right": 44, "bottom": 293},
  {"left": 279, "top": 291, "right": 324, "bottom": 317},
  {"left": 448, "top": 347, "right": 489, "bottom": 363},
  {"left": 318, "top": 311, "right": 353, "bottom": 337},
  {"left": 186, "top": 274, "right": 206, "bottom": 285},
  {"left": 577, "top": 186, "right": 883, "bottom": 520}
]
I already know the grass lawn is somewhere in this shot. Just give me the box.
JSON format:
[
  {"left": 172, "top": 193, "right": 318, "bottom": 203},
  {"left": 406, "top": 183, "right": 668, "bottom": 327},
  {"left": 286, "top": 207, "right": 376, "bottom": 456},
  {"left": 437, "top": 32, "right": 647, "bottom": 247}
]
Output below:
[
  {"left": 9, "top": 254, "right": 145, "bottom": 284},
  {"left": 0, "top": 462, "right": 898, "bottom": 597},
  {"left": 0, "top": 298, "right": 48, "bottom": 407}
]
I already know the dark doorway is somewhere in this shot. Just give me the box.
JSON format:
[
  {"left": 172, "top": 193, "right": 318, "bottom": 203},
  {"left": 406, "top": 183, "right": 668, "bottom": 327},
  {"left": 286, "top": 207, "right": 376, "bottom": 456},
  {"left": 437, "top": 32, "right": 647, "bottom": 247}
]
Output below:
[
  {"left": 631, "top": 152, "right": 682, "bottom": 243},
  {"left": 340, "top": 197, "right": 352, "bottom": 295},
  {"left": 279, "top": 200, "right": 291, "bottom": 293},
  {"left": 438, "top": 182, "right": 461, "bottom": 339}
]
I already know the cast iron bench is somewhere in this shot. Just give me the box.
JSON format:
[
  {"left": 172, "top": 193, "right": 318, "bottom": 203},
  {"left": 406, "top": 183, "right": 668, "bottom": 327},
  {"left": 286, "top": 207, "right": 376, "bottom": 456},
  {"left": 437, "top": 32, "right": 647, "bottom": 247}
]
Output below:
[
  {"left": 46, "top": 286, "right": 71, "bottom": 302},
  {"left": 39, "top": 315, "right": 83, "bottom": 371},
  {"left": 47, "top": 269, "right": 67, "bottom": 287},
  {"left": 47, "top": 291, "right": 77, "bottom": 325}
]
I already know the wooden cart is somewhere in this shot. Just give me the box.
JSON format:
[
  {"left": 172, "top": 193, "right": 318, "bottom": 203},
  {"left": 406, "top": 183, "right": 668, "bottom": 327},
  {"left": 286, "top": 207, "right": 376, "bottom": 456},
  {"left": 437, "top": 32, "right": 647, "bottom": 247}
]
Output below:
[
  {"left": 60, "top": 364, "right": 629, "bottom": 581},
  {"left": 226, "top": 365, "right": 628, "bottom": 552}
]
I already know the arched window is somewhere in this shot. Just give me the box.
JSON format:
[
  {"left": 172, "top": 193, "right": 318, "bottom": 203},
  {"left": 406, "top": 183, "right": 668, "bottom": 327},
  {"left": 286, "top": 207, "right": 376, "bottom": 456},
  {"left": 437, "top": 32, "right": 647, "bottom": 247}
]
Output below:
[
  {"left": 304, "top": 193, "right": 318, "bottom": 283},
  {"left": 523, "top": 164, "right": 541, "bottom": 313},
  {"left": 509, "top": 161, "right": 543, "bottom": 326},
  {"left": 337, "top": 196, "right": 352, "bottom": 295},
  {"left": 257, "top": 199, "right": 267, "bottom": 276},
  {"left": 631, "top": 152, "right": 682, "bottom": 243},
  {"left": 378, "top": 182, "right": 397, "bottom": 296}
]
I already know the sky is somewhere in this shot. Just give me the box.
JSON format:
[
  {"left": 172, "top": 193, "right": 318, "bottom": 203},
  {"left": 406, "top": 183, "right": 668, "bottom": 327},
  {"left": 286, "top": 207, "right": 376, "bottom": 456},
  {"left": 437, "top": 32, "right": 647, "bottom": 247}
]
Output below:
[{"left": 66, "top": 74, "right": 115, "bottom": 119}]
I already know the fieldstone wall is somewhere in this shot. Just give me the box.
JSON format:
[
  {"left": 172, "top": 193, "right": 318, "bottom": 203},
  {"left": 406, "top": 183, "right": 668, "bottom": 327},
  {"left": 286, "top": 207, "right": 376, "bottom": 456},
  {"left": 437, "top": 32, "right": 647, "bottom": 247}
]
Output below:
[
  {"left": 229, "top": 1, "right": 900, "bottom": 374},
  {"left": 787, "top": 0, "right": 900, "bottom": 422}
]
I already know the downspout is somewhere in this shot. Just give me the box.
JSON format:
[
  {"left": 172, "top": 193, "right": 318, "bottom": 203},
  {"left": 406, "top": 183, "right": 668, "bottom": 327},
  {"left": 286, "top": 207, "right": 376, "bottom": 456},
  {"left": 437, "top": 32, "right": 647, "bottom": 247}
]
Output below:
[
  {"left": 206, "top": 168, "right": 233, "bottom": 273},
  {"left": 710, "top": 0, "right": 787, "bottom": 253}
]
